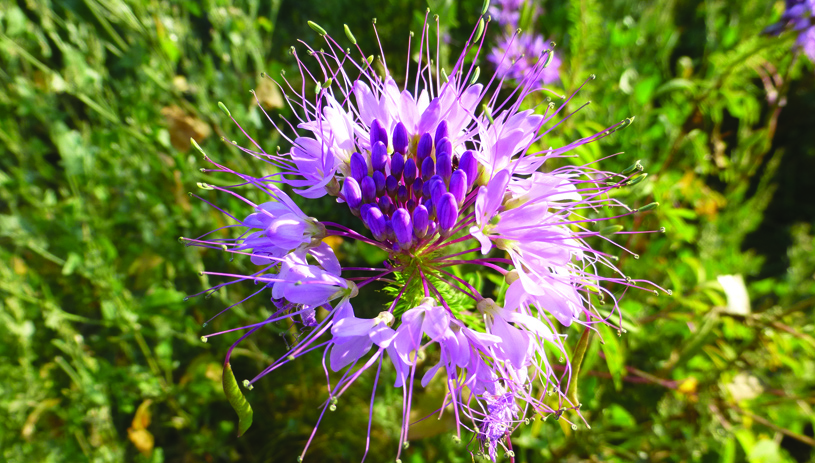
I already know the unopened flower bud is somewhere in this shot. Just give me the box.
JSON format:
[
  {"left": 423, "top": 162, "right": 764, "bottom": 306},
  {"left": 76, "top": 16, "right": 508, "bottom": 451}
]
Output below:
[
  {"left": 416, "top": 133, "right": 433, "bottom": 164},
  {"left": 361, "top": 176, "right": 376, "bottom": 203},
  {"left": 413, "top": 205, "right": 429, "bottom": 238},
  {"left": 350, "top": 152, "right": 367, "bottom": 182},
  {"left": 422, "top": 180, "right": 433, "bottom": 200},
  {"left": 436, "top": 152, "right": 452, "bottom": 181},
  {"left": 435, "top": 137, "right": 452, "bottom": 159},
  {"left": 449, "top": 170, "right": 467, "bottom": 203},
  {"left": 378, "top": 195, "right": 393, "bottom": 215},
  {"left": 391, "top": 152, "right": 405, "bottom": 179},
  {"left": 371, "top": 141, "right": 388, "bottom": 173},
  {"left": 369, "top": 119, "right": 387, "bottom": 147},
  {"left": 397, "top": 185, "right": 408, "bottom": 203},
  {"left": 437, "top": 193, "right": 458, "bottom": 236},
  {"left": 435, "top": 121, "right": 449, "bottom": 145},
  {"left": 421, "top": 156, "right": 435, "bottom": 180},
  {"left": 412, "top": 178, "right": 423, "bottom": 198},
  {"left": 392, "top": 122, "right": 409, "bottom": 154},
  {"left": 392, "top": 208, "right": 413, "bottom": 248},
  {"left": 367, "top": 206, "right": 387, "bottom": 241},
  {"left": 430, "top": 176, "right": 446, "bottom": 207},
  {"left": 373, "top": 171, "right": 386, "bottom": 196},
  {"left": 404, "top": 158, "right": 417, "bottom": 185},
  {"left": 458, "top": 150, "right": 478, "bottom": 190},
  {"left": 343, "top": 177, "right": 362, "bottom": 211},
  {"left": 359, "top": 204, "right": 373, "bottom": 227}
]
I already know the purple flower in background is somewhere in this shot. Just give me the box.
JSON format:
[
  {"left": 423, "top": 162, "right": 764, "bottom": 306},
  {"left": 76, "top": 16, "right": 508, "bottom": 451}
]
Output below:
[
  {"left": 764, "top": 0, "right": 815, "bottom": 61},
  {"left": 181, "top": 7, "right": 665, "bottom": 462},
  {"left": 489, "top": 0, "right": 527, "bottom": 28},
  {"left": 489, "top": 32, "right": 561, "bottom": 85}
]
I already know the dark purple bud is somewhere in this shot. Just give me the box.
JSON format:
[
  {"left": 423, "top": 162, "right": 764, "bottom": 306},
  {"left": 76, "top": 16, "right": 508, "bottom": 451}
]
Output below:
[
  {"left": 427, "top": 221, "right": 438, "bottom": 237},
  {"left": 421, "top": 156, "right": 435, "bottom": 181},
  {"left": 361, "top": 176, "right": 376, "bottom": 203},
  {"left": 404, "top": 158, "right": 417, "bottom": 185},
  {"left": 430, "top": 177, "right": 446, "bottom": 207},
  {"left": 367, "top": 206, "right": 387, "bottom": 241},
  {"left": 370, "top": 119, "right": 387, "bottom": 147},
  {"left": 350, "top": 152, "right": 367, "bottom": 182},
  {"left": 397, "top": 185, "right": 409, "bottom": 203},
  {"left": 437, "top": 192, "right": 458, "bottom": 236},
  {"left": 412, "top": 178, "right": 423, "bottom": 198},
  {"left": 436, "top": 152, "right": 452, "bottom": 181},
  {"left": 343, "top": 177, "right": 362, "bottom": 211},
  {"left": 392, "top": 208, "right": 413, "bottom": 248},
  {"left": 391, "top": 152, "right": 405, "bottom": 179},
  {"left": 406, "top": 198, "right": 416, "bottom": 211},
  {"left": 435, "top": 137, "right": 452, "bottom": 158},
  {"left": 416, "top": 132, "right": 433, "bottom": 164},
  {"left": 360, "top": 204, "right": 373, "bottom": 225},
  {"left": 385, "top": 218, "right": 394, "bottom": 240},
  {"left": 459, "top": 150, "right": 478, "bottom": 189},
  {"left": 422, "top": 179, "right": 432, "bottom": 199},
  {"left": 378, "top": 195, "right": 393, "bottom": 215},
  {"left": 392, "top": 121, "right": 409, "bottom": 154},
  {"left": 371, "top": 141, "right": 388, "bottom": 173},
  {"left": 413, "top": 205, "right": 429, "bottom": 238},
  {"left": 449, "top": 169, "right": 467, "bottom": 204},
  {"left": 386, "top": 175, "right": 399, "bottom": 196},
  {"left": 422, "top": 198, "right": 436, "bottom": 222},
  {"left": 372, "top": 170, "right": 386, "bottom": 196},
  {"left": 434, "top": 121, "right": 449, "bottom": 145}
]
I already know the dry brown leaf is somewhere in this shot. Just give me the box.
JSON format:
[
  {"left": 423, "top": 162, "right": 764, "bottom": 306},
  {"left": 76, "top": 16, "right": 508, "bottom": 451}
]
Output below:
[
  {"left": 254, "top": 76, "right": 284, "bottom": 109},
  {"left": 128, "top": 399, "right": 154, "bottom": 457},
  {"left": 161, "top": 105, "right": 211, "bottom": 152}
]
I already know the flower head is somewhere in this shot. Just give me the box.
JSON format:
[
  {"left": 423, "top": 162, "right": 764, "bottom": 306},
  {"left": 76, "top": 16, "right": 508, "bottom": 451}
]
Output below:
[
  {"left": 183, "top": 8, "right": 665, "bottom": 462},
  {"left": 764, "top": 0, "right": 815, "bottom": 62},
  {"left": 488, "top": 33, "right": 562, "bottom": 86}
]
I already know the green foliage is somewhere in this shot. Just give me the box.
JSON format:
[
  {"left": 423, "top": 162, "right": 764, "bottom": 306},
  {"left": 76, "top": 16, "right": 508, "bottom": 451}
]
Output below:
[{"left": 1, "top": 0, "right": 814, "bottom": 462}]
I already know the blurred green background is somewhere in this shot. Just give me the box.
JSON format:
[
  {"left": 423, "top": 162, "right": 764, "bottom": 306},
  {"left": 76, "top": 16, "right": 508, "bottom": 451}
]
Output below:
[{"left": 1, "top": 0, "right": 814, "bottom": 462}]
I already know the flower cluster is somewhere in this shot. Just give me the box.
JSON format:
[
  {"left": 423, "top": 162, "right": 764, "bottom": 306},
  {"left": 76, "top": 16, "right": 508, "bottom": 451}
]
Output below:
[
  {"left": 183, "top": 8, "right": 664, "bottom": 462},
  {"left": 488, "top": 0, "right": 561, "bottom": 86},
  {"left": 764, "top": 0, "right": 815, "bottom": 62}
]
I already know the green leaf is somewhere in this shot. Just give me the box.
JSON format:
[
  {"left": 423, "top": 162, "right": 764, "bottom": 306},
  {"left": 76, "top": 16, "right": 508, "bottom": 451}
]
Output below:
[
  {"left": 566, "top": 326, "right": 593, "bottom": 407},
  {"left": 598, "top": 324, "right": 625, "bottom": 391},
  {"left": 223, "top": 363, "right": 253, "bottom": 437},
  {"left": 603, "top": 403, "right": 636, "bottom": 428}
]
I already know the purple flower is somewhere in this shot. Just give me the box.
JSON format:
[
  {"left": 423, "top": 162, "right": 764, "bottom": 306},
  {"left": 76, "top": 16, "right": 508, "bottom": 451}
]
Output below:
[
  {"left": 182, "top": 9, "right": 666, "bottom": 463},
  {"left": 488, "top": 32, "right": 562, "bottom": 86},
  {"left": 489, "top": 0, "right": 535, "bottom": 28},
  {"left": 764, "top": 0, "right": 815, "bottom": 62}
]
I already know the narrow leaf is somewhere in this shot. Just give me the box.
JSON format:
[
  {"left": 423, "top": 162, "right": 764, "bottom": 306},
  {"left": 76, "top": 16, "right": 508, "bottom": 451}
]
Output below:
[
  {"left": 223, "top": 362, "right": 253, "bottom": 437},
  {"left": 566, "top": 326, "right": 593, "bottom": 407}
]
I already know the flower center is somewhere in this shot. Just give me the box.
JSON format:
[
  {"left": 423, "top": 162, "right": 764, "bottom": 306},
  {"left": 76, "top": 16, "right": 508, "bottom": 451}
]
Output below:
[{"left": 340, "top": 119, "right": 480, "bottom": 252}]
